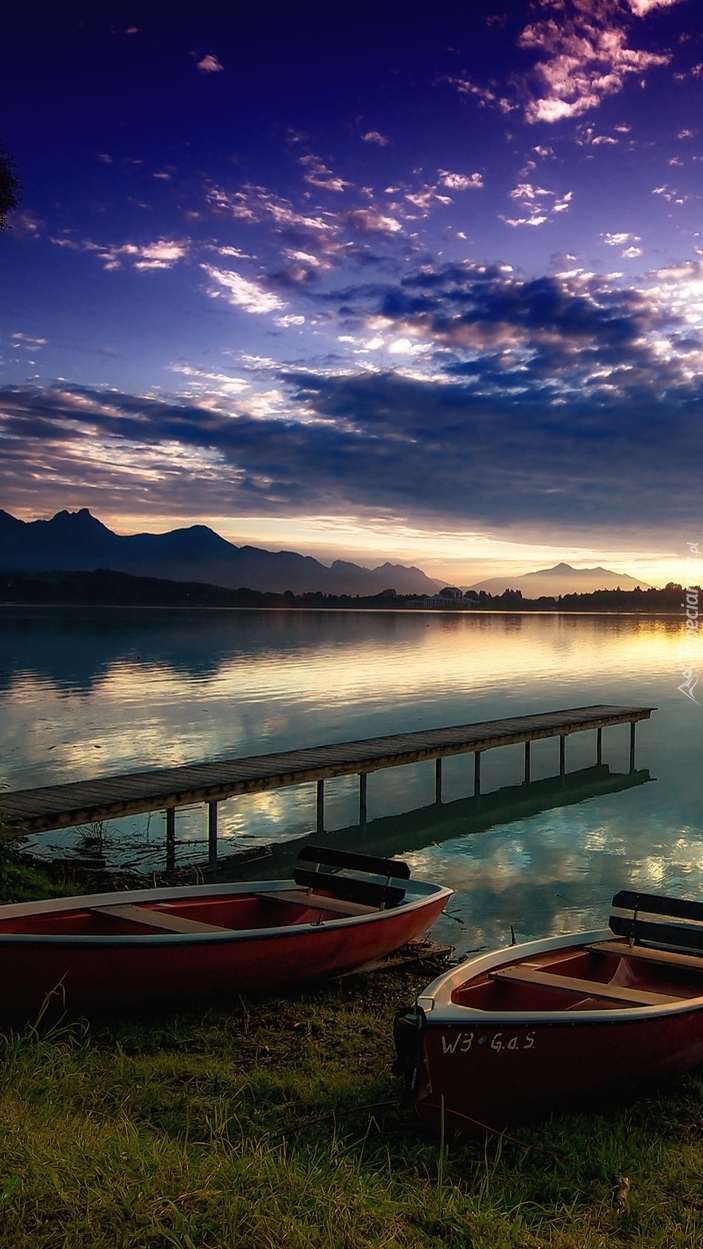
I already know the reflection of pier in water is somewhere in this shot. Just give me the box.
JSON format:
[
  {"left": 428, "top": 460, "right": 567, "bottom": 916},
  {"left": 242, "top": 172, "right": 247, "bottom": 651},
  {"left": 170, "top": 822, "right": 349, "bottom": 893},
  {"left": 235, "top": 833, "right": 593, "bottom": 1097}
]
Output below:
[{"left": 214, "top": 763, "right": 653, "bottom": 883}]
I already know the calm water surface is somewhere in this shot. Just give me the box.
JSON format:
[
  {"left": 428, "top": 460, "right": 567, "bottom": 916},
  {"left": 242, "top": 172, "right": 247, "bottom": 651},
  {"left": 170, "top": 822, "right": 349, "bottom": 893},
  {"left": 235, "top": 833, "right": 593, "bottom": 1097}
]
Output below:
[{"left": 1, "top": 606, "right": 701, "bottom": 957}]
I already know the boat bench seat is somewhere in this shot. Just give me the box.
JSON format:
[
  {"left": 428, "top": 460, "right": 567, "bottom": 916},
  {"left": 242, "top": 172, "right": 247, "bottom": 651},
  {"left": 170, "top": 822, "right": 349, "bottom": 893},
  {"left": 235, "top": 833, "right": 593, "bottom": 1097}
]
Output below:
[
  {"left": 293, "top": 868, "right": 404, "bottom": 909},
  {"left": 297, "top": 844, "right": 411, "bottom": 880},
  {"left": 609, "top": 890, "right": 703, "bottom": 956},
  {"left": 92, "top": 903, "right": 231, "bottom": 934},
  {"left": 490, "top": 964, "right": 682, "bottom": 1006},
  {"left": 259, "top": 890, "right": 377, "bottom": 916},
  {"left": 292, "top": 845, "right": 409, "bottom": 910},
  {"left": 588, "top": 940, "right": 703, "bottom": 973}
]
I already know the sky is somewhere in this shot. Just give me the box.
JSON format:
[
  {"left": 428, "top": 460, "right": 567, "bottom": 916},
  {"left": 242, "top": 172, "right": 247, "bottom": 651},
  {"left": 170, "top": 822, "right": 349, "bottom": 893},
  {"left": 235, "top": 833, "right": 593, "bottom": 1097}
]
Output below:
[{"left": 1, "top": 0, "right": 702, "bottom": 586}]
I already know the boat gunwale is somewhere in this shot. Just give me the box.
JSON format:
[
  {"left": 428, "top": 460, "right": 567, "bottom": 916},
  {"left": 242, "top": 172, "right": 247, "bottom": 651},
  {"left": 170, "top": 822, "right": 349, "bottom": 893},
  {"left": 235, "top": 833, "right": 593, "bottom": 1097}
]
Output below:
[
  {"left": 415, "top": 928, "right": 703, "bottom": 1025},
  {"left": 0, "top": 878, "right": 453, "bottom": 946}
]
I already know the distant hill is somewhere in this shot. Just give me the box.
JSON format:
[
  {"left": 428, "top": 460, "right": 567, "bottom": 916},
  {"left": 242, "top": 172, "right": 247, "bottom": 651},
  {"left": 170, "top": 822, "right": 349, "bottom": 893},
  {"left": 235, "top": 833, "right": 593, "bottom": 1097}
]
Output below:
[
  {"left": 469, "top": 562, "right": 651, "bottom": 597},
  {"left": 0, "top": 509, "right": 441, "bottom": 597}
]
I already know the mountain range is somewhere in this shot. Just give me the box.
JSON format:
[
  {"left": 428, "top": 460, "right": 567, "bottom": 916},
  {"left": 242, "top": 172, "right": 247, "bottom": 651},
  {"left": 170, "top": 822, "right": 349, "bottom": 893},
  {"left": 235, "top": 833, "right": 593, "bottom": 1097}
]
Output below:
[
  {"left": 469, "top": 562, "right": 651, "bottom": 597},
  {"left": 0, "top": 509, "right": 441, "bottom": 597}
]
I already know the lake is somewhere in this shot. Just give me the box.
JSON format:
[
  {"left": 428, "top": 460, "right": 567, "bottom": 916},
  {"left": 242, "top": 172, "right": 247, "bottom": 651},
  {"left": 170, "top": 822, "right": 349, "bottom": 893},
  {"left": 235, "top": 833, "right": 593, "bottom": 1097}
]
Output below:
[{"left": 1, "top": 605, "right": 701, "bottom": 958}]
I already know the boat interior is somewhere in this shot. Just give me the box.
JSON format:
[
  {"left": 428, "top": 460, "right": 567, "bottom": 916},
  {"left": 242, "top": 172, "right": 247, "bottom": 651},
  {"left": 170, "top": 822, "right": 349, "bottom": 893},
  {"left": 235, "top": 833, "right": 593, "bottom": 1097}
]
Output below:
[
  {"left": 451, "top": 890, "right": 703, "bottom": 1013},
  {"left": 0, "top": 845, "right": 413, "bottom": 936},
  {"left": 0, "top": 891, "right": 375, "bottom": 936}
]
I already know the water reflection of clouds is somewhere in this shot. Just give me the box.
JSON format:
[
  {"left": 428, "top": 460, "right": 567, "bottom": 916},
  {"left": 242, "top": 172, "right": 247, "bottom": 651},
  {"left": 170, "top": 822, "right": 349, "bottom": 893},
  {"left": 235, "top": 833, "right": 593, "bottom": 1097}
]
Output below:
[
  {"left": 410, "top": 805, "right": 703, "bottom": 957},
  {"left": 4, "top": 611, "right": 703, "bottom": 942}
]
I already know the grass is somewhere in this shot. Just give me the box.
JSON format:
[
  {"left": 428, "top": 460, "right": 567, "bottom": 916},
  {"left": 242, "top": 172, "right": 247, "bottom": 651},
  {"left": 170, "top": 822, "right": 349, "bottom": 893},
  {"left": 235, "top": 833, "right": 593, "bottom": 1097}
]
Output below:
[
  {"left": 3, "top": 970, "right": 703, "bottom": 1248},
  {"left": 2, "top": 850, "right": 703, "bottom": 1246},
  {"left": 0, "top": 840, "right": 75, "bottom": 903}
]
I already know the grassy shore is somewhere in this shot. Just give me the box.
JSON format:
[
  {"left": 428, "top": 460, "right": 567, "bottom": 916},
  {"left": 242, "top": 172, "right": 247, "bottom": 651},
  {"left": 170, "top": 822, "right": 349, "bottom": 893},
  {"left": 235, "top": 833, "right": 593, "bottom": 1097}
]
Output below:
[{"left": 3, "top": 956, "right": 703, "bottom": 1249}]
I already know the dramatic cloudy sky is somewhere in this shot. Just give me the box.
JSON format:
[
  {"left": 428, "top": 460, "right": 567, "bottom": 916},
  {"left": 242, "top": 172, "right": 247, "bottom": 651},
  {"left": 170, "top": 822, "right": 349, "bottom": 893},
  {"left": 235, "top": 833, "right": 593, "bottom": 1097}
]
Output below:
[{"left": 2, "top": 0, "right": 702, "bottom": 583}]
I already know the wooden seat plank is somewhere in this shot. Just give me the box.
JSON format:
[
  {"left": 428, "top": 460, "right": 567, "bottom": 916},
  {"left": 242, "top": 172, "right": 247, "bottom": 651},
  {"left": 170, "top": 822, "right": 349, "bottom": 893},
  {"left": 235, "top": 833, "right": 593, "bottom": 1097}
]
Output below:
[
  {"left": 259, "top": 890, "right": 376, "bottom": 916},
  {"left": 92, "top": 903, "right": 230, "bottom": 934},
  {"left": 588, "top": 939, "right": 703, "bottom": 973},
  {"left": 293, "top": 867, "right": 404, "bottom": 908},
  {"left": 491, "top": 964, "right": 681, "bottom": 1006},
  {"left": 607, "top": 891, "right": 703, "bottom": 958},
  {"left": 297, "top": 844, "right": 411, "bottom": 879}
]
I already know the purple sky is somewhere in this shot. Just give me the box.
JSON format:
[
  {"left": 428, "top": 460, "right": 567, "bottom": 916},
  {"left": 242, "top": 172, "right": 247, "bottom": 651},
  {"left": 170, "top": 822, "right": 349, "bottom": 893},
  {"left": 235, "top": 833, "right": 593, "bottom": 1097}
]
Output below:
[{"left": 1, "top": 0, "right": 702, "bottom": 584}]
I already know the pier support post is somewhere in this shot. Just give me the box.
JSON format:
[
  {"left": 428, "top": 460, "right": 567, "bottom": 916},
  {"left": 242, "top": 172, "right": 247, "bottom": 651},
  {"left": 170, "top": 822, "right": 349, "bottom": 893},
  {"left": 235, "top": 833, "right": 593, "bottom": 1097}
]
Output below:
[
  {"left": 208, "top": 801, "right": 218, "bottom": 868},
  {"left": 630, "top": 721, "right": 636, "bottom": 773},
  {"left": 597, "top": 727, "right": 602, "bottom": 766},
  {"left": 435, "top": 757, "right": 443, "bottom": 805},
  {"left": 473, "top": 750, "right": 481, "bottom": 796},
  {"left": 559, "top": 735, "right": 566, "bottom": 777},
  {"left": 359, "top": 773, "right": 367, "bottom": 828},
  {"left": 524, "top": 740, "right": 531, "bottom": 785},
  {"left": 166, "top": 806, "right": 176, "bottom": 873},
  {"left": 316, "top": 780, "right": 325, "bottom": 836}
]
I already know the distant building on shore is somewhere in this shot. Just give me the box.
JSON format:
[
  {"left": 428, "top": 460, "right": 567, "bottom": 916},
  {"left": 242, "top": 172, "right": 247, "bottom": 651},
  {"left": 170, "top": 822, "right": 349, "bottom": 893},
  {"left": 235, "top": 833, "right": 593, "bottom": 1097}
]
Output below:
[{"left": 407, "top": 586, "right": 477, "bottom": 609}]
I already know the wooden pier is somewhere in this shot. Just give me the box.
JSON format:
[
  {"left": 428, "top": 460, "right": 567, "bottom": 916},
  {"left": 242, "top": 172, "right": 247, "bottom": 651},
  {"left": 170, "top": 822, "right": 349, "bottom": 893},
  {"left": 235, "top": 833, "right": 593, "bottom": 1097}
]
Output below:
[{"left": 0, "top": 706, "right": 654, "bottom": 864}]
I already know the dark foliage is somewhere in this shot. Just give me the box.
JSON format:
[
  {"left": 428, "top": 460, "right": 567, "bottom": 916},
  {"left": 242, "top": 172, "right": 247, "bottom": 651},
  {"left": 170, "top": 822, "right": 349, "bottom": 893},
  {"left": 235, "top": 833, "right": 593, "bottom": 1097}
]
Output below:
[
  {"left": 0, "top": 569, "right": 694, "bottom": 613},
  {"left": 0, "top": 143, "right": 21, "bottom": 230}
]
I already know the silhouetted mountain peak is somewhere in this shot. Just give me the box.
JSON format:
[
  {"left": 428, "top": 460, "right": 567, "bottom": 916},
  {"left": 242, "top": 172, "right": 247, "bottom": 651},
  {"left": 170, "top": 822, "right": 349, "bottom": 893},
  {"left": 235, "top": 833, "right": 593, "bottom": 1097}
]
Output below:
[
  {"left": 470, "top": 562, "right": 650, "bottom": 596},
  {"left": 48, "top": 508, "right": 110, "bottom": 530},
  {"left": 128, "top": 524, "right": 237, "bottom": 559},
  {"left": 535, "top": 563, "right": 613, "bottom": 578},
  {"left": 0, "top": 509, "right": 441, "bottom": 595}
]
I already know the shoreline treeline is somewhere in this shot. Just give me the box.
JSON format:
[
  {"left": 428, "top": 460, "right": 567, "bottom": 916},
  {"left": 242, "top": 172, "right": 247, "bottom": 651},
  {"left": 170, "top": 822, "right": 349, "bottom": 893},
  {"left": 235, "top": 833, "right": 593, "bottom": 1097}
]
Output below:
[{"left": 0, "top": 569, "right": 695, "bottom": 613}]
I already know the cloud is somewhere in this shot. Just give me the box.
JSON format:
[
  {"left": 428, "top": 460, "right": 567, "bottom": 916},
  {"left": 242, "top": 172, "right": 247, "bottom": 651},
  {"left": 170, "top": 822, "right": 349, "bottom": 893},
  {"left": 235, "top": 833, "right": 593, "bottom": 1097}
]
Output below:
[
  {"left": 49, "top": 235, "right": 190, "bottom": 271},
  {"left": 651, "top": 183, "right": 688, "bottom": 203},
  {"left": 275, "top": 314, "right": 306, "bottom": 327},
  {"left": 321, "top": 257, "right": 703, "bottom": 404},
  {"left": 604, "top": 232, "right": 639, "bottom": 246},
  {"left": 196, "top": 54, "right": 223, "bottom": 73},
  {"left": 405, "top": 187, "right": 453, "bottom": 213},
  {"left": 133, "top": 240, "right": 189, "bottom": 270},
  {"left": 437, "top": 170, "right": 484, "bottom": 190},
  {"left": 444, "top": 74, "right": 515, "bottom": 113},
  {"left": 206, "top": 244, "right": 254, "bottom": 260},
  {"left": 299, "top": 155, "right": 351, "bottom": 193},
  {"left": 444, "top": 1, "right": 680, "bottom": 124},
  {"left": 169, "top": 365, "right": 251, "bottom": 396},
  {"left": 207, "top": 185, "right": 340, "bottom": 243},
  {"left": 604, "top": 232, "right": 642, "bottom": 257},
  {"left": 501, "top": 183, "right": 572, "bottom": 227},
  {"left": 361, "top": 131, "right": 389, "bottom": 146},
  {"left": 344, "top": 207, "right": 403, "bottom": 234},
  {"left": 11, "top": 211, "right": 42, "bottom": 237},
  {"left": 11, "top": 333, "right": 47, "bottom": 352},
  {"left": 628, "top": 0, "right": 682, "bottom": 13},
  {"left": 2, "top": 350, "right": 701, "bottom": 540},
  {"left": 207, "top": 187, "right": 259, "bottom": 220},
  {"left": 519, "top": 0, "right": 675, "bottom": 123},
  {"left": 201, "top": 265, "right": 286, "bottom": 313},
  {"left": 3, "top": 249, "right": 703, "bottom": 539},
  {"left": 205, "top": 181, "right": 408, "bottom": 273}
]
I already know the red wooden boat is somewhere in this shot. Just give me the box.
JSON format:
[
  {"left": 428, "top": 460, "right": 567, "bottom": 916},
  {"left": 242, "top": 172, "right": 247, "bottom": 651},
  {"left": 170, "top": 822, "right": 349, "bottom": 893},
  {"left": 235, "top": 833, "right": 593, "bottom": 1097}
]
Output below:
[
  {"left": 394, "top": 890, "right": 703, "bottom": 1135},
  {"left": 0, "top": 845, "right": 451, "bottom": 1021}
]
